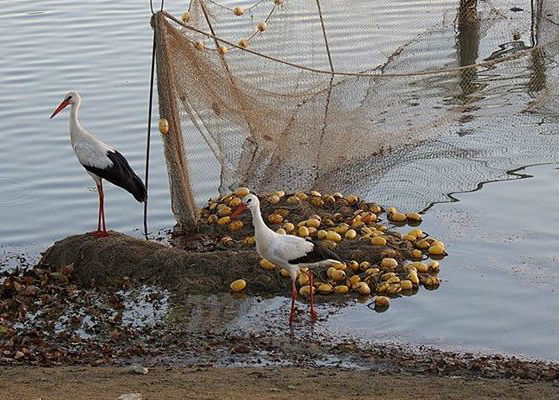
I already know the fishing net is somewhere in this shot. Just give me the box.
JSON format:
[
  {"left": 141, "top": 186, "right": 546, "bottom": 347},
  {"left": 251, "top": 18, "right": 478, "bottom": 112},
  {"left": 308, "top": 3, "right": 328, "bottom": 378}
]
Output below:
[{"left": 153, "top": 0, "right": 559, "bottom": 229}]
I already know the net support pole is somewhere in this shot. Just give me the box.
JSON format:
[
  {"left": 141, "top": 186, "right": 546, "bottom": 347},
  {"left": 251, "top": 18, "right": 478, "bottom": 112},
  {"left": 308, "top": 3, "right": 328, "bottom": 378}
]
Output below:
[{"left": 154, "top": 12, "right": 199, "bottom": 231}]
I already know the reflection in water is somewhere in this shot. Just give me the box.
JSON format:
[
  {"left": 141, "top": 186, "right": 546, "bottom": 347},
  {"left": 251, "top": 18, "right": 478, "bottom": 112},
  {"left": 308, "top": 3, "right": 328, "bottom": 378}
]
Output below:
[{"left": 455, "top": 0, "right": 482, "bottom": 134}]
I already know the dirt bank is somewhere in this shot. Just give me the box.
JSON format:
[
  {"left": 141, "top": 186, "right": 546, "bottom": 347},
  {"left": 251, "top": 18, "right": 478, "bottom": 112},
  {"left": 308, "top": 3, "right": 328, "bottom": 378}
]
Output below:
[{"left": 0, "top": 366, "right": 557, "bottom": 400}]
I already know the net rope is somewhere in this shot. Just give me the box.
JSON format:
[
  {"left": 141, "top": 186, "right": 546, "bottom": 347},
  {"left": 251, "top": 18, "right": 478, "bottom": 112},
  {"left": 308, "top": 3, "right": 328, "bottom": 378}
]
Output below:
[{"left": 153, "top": 0, "right": 559, "bottom": 228}]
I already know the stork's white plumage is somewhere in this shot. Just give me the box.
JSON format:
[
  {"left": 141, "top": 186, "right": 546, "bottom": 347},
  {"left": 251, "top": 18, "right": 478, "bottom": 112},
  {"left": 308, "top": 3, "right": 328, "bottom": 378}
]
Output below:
[
  {"left": 50, "top": 91, "right": 146, "bottom": 237},
  {"left": 231, "top": 194, "right": 341, "bottom": 323}
]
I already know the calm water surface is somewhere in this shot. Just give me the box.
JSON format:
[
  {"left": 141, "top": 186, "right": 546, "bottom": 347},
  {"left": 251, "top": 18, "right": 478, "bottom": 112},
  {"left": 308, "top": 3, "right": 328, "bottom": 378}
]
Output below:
[{"left": 0, "top": 1, "right": 557, "bottom": 360}]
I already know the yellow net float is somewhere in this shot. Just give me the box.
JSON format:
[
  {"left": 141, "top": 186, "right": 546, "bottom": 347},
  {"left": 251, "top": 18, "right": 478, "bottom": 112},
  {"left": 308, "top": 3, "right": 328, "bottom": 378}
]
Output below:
[
  {"left": 158, "top": 118, "right": 169, "bottom": 134},
  {"left": 230, "top": 279, "right": 246, "bottom": 292},
  {"left": 233, "top": 6, "right": 244, "bottom": 15}
]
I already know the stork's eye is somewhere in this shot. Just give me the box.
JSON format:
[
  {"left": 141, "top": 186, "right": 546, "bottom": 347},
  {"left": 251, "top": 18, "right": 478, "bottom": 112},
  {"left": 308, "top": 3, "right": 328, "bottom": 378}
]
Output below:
[
  {"left": 246, "top": 198, "right": 252, "bottom": 203},
  {"left": 66, "top": 96, "right": 72, "bottom": 101}
]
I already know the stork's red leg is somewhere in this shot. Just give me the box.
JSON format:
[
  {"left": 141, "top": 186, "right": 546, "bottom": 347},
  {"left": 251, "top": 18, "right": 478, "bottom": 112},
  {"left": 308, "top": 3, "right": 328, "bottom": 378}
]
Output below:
[
  {"left": 307, "top": 270, "right": 318, "bottom": 319},
  {"left": 91, "top": 181, "right": 108, "bottom": 238},
  {"left": 99, "top": 180, "right": 106, "bottom": 233},
  {"left": 289, "top": 279, "right": 297, "bottom": 324},
  {"left": 96, "top": 183, "right": 102, "bottom": 232}
]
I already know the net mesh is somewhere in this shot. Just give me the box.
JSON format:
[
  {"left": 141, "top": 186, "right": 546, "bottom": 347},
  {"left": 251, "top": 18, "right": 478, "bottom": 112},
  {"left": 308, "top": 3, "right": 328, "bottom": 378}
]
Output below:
[{"left": 153, "top": 0, "right": 559, "bottom": 229}]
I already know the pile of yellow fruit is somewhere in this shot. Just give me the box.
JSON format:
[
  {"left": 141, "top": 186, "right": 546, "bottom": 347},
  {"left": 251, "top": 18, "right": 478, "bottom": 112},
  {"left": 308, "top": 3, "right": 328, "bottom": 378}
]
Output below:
[{"left": 209, "top": 188, "right": 446, "bottom": 310}]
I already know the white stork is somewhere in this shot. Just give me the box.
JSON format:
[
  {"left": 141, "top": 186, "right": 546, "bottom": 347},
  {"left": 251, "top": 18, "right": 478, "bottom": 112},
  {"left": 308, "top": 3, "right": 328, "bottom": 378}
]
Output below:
[
  {"left": 231, "top": 194, "right": 341, "bottom": 324},
  {"left": 50, "top": 91, "right": 146, "bottom": 237}
]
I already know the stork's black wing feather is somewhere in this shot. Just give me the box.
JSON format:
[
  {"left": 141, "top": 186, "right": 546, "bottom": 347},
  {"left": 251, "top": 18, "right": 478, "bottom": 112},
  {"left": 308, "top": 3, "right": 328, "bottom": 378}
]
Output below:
[
  {"left": 288, "top": 239, "right": 341, "bottom": 265},
  {"left": 83, "top": 150, "right": 146, "bottom": 202}
]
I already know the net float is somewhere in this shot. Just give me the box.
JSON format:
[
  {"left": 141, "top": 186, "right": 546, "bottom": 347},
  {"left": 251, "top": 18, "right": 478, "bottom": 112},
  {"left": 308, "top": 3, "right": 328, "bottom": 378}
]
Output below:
[
  {"left": 234, "top": 187, "right": 250, "bottom": 197},
  {"left": 406, "top": 212, "right": 422, "bottom": 222},
  {"left": 238, "top": 38, "right": 249, "bottom": 48},
  {"left": 345, "top": 229, "right": 357, "bottom": 239},
  {"left": 355, "top": 282, "right": 371, "bottom": 295},
  {"left": 347, "top": 260, "right": 359, "bottom": 272},
  {"left": 317, "top": 229, "right": 328, "bottom": 239},
  {"left": 375, "top": 296, "right": 390, "bottom": 307},
  {"left": 158, "top": 118, "right": 169, "bottom": 134},
  {"left": 359, "top": 261, "right": 371, "bottom": 271},
  {"left": 298, "top": 226, "right": 309, "bottom": 237},
  {"left": 380, "top": 258, "right": 398, "bottom": 270},
  {"left": 334, "top": 285, "right": 349, "bottom": 294},
  {"left": 268, "top": 214, "right": 283, "bottom": 224},
  {"left": 299, "top": 285, "right": 314, "bottom": 297},
  {"left": 230, "top": 279, "right": 247, "bottom": 292},
  {"left": 233, "top": 6, "right": 244, "bottom": 15},
  {"left": 259, "top": 259, "right": 276, "bottom": 272},
  {"left": 400, "top": 279, "right": 413, "bottom": 290},
  {"left": 371, "top": 236, "right": 387, "bottom": 246},
  {"left": 318, "top": 283, "right": 333, "bottom": 295},
  {"left": 229, "top": 220, "right": 243, "bottom": 231},
  {"left": 181, "top": 11, "right": 191, "bottom": 22},
  {"left": 217, "top": 216, "right": 231, "bottom": 225},
  {"left": 276, "top": 228, "right": 286, "bottom": 235}
]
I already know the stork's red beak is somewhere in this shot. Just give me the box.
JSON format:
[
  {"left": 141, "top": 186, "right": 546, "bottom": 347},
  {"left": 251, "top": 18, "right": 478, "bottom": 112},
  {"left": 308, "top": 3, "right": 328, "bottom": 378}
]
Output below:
[
  {"left": 231, "top": 203, "right": 247, "bottom": 218},
  {"left": 50, "top": 99, "right": 69, "bottom": 119}
]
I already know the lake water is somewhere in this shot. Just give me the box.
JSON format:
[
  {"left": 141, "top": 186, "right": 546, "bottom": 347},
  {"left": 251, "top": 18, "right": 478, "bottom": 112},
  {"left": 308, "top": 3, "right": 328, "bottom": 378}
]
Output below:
[{"left": 0, "top": 1, "right": 557, "bottom": 361}]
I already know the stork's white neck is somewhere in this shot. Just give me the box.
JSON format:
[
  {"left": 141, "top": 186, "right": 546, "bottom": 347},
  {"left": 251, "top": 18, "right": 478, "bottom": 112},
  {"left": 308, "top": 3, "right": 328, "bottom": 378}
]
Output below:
[
  {"left": 69, "top": 98, "right": 87, "bottom": 144},
  {"left": 249, "top": 201, "right": 274, "bottom": 248}
]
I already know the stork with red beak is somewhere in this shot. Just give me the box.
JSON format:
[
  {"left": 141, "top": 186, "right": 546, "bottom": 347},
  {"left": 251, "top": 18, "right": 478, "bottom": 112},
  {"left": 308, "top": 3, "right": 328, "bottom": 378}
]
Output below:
[
  {"left": 50, "top": 91, "right": 146, "bottom": 237},
  {"left": 231, "top": 194, "right": 341, "bottom": 324}
]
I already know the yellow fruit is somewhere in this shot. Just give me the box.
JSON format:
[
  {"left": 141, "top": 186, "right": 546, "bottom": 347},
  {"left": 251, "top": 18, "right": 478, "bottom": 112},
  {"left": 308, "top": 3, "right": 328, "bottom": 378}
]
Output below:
[
  {"left": 375, "top": 296, "right": 390, "bottom": 307},
  {"left": 218, "top": 206, "right": 232, "bottom": 217},
  {"left": 355, "top": 282, "right": 371, "bottom": 295},
  {"left": 259, "top": 259, "right": 276, "bottom": 270},
  {"left": 333, "top": 262, "right": 346, "bottom": 270},
  {"left": 345, "top": 229, "right": 357, "bottom": 240},
  {"left": 345, "top": 194, "right": 358, "bottom": 205},
  {"left": 428, "top": 245, "right": 445, "bottom": 256},
  {"left": 408, "top": 270, "right": 419, "bottom": 285},
  {"left": 359, "top": 261, "right": 371, "bottom": 271},
  {"left": 334, "top": 285, "right": 349, "bottom": 294},
  {"left": 406, "top": 212, "right": 422, "bottom": 222},
  {"left": 330, "top": 269, "right": 346, "bottom": 282},
  {"left": 429, "top": 260, "right": 440, "bottom": 273},
  {"left": 423, "top": 276, "right": 441, "bottom": 286},
  {"left": 268, "top": 214, "right": 283, "bottom": 224},
  {"left": 371, "top": 236, "right": 387, "bottom": 246},
  {"left": 298, "top": 273, "right": 310, "bottom": 286},
  {"left": 407, "top": 262, "right": 428, "bottom": 273},
  {"left": 283, "top": 222, "right": 295, "bottom": 233},
  {"left": 280, "top": 268, "right": 291, "bottom": 278},
  {"left": 348, "top": 260, "right": 359, "bottom": 272},
  {"left": 400, "top": 279, "right": 413, "bottom": 290},
  {"left": 318, "top": 283, "right": 333, "bottom": 294},
  {"left": 229, "top": 220, "right": 244, "bottom": 232},
  {"left": 286, "top": 196, "right": 300, "bottom": 205},
  {"left": 234, "top": 188, "right": 250, "bottom": 197},
  {"left": 230, "top": 279, "right": 246, "bottom": 292},
  {"left": 326, "top": 231, "right": 342, "bottom": 242},
  {"left": 323, "top": 195, "right": 335, "bottom": 204},
  {"left": 181, "top": 12, "right": 191, "bottom": 22},
  {"left": 390, "top": 212, "right": 407, "bottom": 222},
  {"left": 217, "top": 216, "right": 231, "bottom": 225},
  {"left": 307, "top": 218, "right": 321, "bottom": 228},
  {"left": 408, "top": 228, "right": 423, "bottom": 238},
  {"left": 299, "top": 285, "right": 314, "bottom": 297},
  {"left": 242, "top": 236, "right": 255, "bottom": 246},
  {"left": 381, "top": 272, "right": 396, "bottom": 281},
  {"left": 380, "top": 258, "right": 398, "bottom": 270},
  {"left": 335, "top": 224, "right": 349, "bottom": 235},
  {"left": 295, "top": 192, "right": 308, "bottom": 201},
  {"left": 268, "top": 195, "right": 280, "bottom": 204},
  {"left": 349, "top": 275, "right": 361, "bottom": 286},
  {"left": 411, "top": 249, "right": 423, "bottom": 259},
  {"left": 298, "top": 226, "right": 310, "bottom": 237},
  {"left": 158, "top": 118, "right": 169, "bottom": 134}
]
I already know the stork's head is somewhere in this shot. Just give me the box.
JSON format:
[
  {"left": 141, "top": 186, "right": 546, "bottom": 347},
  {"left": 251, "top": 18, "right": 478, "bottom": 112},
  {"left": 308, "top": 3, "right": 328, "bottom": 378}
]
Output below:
[
  {"left": 50, "top": 91, "right": 81, "bottom": 119},
  {"left": 231, "top": 193, "right": 259, "bottom": 217}
]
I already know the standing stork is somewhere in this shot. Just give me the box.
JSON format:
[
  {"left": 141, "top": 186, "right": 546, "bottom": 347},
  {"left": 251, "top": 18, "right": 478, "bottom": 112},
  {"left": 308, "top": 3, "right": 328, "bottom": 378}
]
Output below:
[
  {"left": 231, "top": 194, "right": 341, "bottom": 324},
  {"left": 50, "top": 91, "right": 146, "bottom": 237}
]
